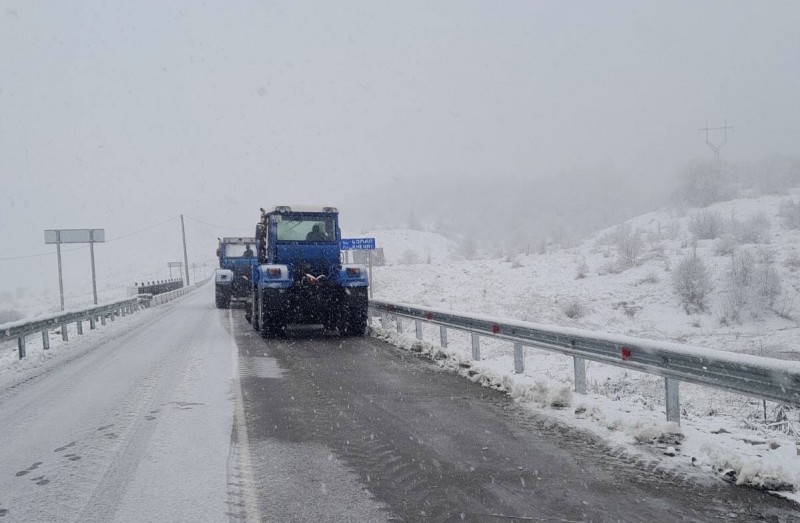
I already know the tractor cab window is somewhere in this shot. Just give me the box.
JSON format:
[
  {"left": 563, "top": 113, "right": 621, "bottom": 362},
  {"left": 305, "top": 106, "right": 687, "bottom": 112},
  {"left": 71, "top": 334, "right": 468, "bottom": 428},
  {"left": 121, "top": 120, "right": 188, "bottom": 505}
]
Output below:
[
  {"left": 275, "top": 215, "right": 336, "bottom": 242},
  {"left": 225, "top": 244, "right": 254, "bottom": 257}
]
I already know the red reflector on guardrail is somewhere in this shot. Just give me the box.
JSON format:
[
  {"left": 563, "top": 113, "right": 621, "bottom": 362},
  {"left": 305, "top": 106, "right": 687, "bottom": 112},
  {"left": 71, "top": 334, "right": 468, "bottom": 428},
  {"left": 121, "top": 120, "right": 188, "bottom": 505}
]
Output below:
[
  {"left": 426, "top": 313, "right": 433, "bottom": 320},
  {"left": 621, "top": 347, "right": 631, "bottom": 360},
  {"left": 492, "top": 324, "right": 500, "bottom": 334}
]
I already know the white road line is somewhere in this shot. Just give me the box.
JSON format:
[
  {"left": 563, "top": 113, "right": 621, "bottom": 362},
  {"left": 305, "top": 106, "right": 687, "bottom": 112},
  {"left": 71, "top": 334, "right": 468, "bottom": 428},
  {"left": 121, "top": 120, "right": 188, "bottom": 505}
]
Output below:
[{"left": 229, "top": 309, "right": 261, "bottom": 523}]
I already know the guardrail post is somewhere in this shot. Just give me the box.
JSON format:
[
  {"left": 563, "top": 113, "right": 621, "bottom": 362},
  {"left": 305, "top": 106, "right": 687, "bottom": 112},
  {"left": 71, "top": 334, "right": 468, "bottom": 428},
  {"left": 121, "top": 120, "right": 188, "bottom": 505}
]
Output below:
[
  {"left": 77, "top": 320, "right": 83, "bottom": 335},
  {"left": 101, "top": 314, "right": 106, "bottom": 326},
  {"left": 42, "top": 330, "right": 50, "bottom": 350},
  {"left": 18, "top": 336, "right": 26, "bottom": 359},
  {"left": 471, "top": 333, "right": 481, "bottom": 361},
  {"left": 665, "top": 378, "right": 681, "bottom": 425},
  {"left": 440, "top": 326, "right": 448, "bottom": 348},
  {"left": 573, "top": 356, "right": 586, "bottom": 394},
  {"left": 121, "top": 306, "right": 126, "bottom": 317},
  {"left": 111, "top": 309, "right": 116, "bottom": 321},
  {"left": 61, "top": 324, "right": 69, "bottom": 341},
  {"left": 514, "top": 342, "right": 524, "bottom": 374},
  {"left": 396, "top": 315, "right": 403, "bottom": 334},
  {"left": 89, "top": 316, "right": 96, "bottom": 330},
  {"left": 415, "top": 319, "right": 423, "bottom": 340},
  {"left": 380, "top": 313, "right": 387, "bottom": 329}
]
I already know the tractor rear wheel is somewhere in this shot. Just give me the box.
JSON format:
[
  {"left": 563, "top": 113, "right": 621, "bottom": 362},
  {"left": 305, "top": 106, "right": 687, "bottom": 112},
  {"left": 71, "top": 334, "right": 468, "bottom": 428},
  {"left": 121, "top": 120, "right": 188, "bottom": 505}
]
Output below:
[{"left": 259, "top": 290, "right": 285, "bottom": 337}]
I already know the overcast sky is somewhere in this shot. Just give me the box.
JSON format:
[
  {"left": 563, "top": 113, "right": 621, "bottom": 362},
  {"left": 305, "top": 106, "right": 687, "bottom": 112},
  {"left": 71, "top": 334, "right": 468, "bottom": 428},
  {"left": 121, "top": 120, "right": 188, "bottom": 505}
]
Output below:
[{"left": 1, "top": 0, "right": 798, "bottom": 301}]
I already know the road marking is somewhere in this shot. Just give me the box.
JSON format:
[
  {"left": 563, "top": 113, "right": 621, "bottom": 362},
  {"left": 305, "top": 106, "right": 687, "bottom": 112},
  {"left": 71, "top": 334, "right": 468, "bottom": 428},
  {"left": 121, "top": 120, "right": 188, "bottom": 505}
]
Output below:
[{"left": 229, "top": 309, "right": 261, "bottom": 523}]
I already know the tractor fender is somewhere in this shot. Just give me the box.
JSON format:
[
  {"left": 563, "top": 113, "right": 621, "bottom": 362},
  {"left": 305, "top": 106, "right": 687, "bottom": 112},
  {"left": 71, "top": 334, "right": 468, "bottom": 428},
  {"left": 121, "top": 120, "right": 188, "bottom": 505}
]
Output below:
[
  {"left": 257, "top": 264, "right": 293, "bottom": 289},
  {"left": 215, "top": 269, "right": 234, "bottom": 285},
  {"left": 336, "top": 264, "right": 369, "bottom": 287}
]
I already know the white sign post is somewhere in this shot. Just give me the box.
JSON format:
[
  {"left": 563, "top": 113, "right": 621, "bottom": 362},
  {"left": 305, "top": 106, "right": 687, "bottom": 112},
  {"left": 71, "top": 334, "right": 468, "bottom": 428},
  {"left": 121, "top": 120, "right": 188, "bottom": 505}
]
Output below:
[
  {"left": 168, "top": 261, "right": 183, "bottom": 279},
  {"left": 44, "top": 228, "right": 105, "bottom": 309}
]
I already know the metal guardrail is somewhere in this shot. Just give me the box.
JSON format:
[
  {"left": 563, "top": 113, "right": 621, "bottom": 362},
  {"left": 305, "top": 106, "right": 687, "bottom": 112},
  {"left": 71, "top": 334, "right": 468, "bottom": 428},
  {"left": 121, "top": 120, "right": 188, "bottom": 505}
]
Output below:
[
  {"left": 368, "top": 299, "right": 800, "bottom": 425},
  {"left": 1, "top": 297, "right": 145, "bottom": 360},
  {"left": 143, "top": 275, "right": 212, "bottom": 306},
  {"left": 147, "top": 284, "right": 196, "bottom": 305},
  {"left": 1, "top": 276, "right": 212, "bottom": 361},
  {"left": 135, "top": 279, "right": 184, "bottom": 296}
]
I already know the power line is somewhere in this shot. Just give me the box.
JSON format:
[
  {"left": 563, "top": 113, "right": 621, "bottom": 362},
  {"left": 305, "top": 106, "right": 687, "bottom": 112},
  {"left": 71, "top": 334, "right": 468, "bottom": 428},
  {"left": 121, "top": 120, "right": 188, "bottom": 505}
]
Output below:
[
  {"left": 183, "top": 214, "right": 251, "bottom": 232},
  {"left": 0, "top": 244, "right": 88, "bottom": 261},
  {"left": 105, "top": 216, "right": 179, "bottom": 242}
]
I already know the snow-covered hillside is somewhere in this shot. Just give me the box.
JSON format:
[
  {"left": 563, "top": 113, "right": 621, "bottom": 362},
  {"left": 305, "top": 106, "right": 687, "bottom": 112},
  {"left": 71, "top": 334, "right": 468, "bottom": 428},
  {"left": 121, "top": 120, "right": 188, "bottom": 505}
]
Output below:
[
  {"left": 367, "top": 191, "right": 800, "bottom": 361},
  {"left": 364, "top": 192, "right": 800, "bottom": 496}
]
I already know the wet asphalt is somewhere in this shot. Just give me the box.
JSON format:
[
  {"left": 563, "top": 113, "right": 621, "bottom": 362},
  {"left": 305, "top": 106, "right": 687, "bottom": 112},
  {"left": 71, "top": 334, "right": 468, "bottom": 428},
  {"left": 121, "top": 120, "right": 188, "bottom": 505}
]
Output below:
[{"left": 229, "top": 310, "right": 799, "bottom": 523}]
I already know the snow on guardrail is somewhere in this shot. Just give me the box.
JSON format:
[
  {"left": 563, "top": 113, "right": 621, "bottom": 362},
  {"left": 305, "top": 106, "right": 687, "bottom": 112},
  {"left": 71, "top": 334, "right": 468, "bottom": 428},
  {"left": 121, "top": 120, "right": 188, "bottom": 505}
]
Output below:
[{"left": 369, "top": 299, "right": 800, "bottom": 425}]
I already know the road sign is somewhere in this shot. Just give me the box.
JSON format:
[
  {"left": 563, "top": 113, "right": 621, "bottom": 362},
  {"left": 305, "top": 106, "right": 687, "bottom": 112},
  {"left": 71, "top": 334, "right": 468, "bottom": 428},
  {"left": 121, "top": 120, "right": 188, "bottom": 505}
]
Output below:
[
  {"left": 168, "top": 262, "right": 183, "bottom": 268},
  {"left": 44, "top": 228, "right": 106, "bottom": 309},
  {"left": 353, "top": 248, "right": 385, "bottom": 266},
  {"left": 340, "top": 238, "right": 376, "bottom": 250},
  {"left": 44, "top": 229, "right": 105, "bottom": 244}
]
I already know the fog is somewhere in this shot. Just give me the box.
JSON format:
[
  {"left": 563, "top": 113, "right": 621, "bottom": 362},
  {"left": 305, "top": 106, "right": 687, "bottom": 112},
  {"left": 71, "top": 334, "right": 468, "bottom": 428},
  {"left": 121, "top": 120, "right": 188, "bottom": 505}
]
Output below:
[{"left": 1, "top": 1, "right": 798, "bottom": 304}]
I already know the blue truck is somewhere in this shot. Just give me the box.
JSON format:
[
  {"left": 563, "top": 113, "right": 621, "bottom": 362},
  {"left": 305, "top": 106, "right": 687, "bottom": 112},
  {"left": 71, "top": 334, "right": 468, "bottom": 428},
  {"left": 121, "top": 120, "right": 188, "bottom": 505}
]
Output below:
[
  {"left": 244, "top": 206, "right": 369, "bottom": 336},
  {"left": 215, "top": 237, "right": 258, "bottom": 308}
]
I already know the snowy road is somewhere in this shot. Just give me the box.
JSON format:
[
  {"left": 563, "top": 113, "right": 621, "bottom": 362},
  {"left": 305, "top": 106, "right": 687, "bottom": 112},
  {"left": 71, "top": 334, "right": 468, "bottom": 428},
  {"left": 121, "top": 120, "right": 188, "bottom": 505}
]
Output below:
[
  {"left": 0, "top": 286, "right": 235, "bottom": 522},
  {"left": 0, "top": 284, "right": 798, "bottom": 522}
]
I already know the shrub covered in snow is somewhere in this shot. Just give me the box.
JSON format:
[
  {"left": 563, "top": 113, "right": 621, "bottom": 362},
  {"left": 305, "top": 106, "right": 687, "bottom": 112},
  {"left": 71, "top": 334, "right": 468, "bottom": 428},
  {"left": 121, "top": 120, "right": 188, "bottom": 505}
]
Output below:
[
  {"left": 714, "top": 235, "right": 737, "bottom": 256},
  {"left": 458, "top": 236, "right": 477, "bottom": 260},
  {"left": 673, "top": 253, "right": 713, "bottom": 313},
  {"left": 689, "top": 209, "right": 725, "bottom": 240},
  {"left": 730, "top": 212, "right": 770, "bottom": 244},
  {"left": 718, "top": 248, "right": 785, "bottom": 324},
  {"left": 778, "top": 199, "right": 800, "bottom": 229},
  {"left": 615, "top": 223, "right": 644, "bottom": 268},
  {"left": 560, "top": 297, "right": 587, "bottom": 319},
  {"left": 575, "top": 258, "right": 588, "bottom": 279},
  {"left": 784, "top": 250, "right": 800, "bottom": 272}
]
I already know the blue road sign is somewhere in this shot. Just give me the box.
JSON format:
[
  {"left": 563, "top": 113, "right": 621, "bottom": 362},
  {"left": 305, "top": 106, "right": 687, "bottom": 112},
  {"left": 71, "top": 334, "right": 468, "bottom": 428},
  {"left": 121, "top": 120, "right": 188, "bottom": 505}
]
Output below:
[{"left": 340, "top": 238, "right": 376, "bottom": 250}]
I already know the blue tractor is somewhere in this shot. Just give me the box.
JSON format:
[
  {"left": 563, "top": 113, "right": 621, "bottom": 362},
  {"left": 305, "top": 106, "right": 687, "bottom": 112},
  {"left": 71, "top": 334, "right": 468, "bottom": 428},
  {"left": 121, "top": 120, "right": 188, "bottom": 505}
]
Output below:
[
  {"left": 215, "top": 237, "right": 258, "bottom": 308},
  {"left": 244, "top": 206, "right": 369, "bottom": 336}
]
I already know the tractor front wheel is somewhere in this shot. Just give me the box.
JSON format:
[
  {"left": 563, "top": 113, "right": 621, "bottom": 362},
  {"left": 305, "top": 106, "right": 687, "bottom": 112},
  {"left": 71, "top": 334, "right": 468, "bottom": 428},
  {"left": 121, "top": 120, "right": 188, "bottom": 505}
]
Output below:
[{"left": 339, "top": 287, "right": 368, "bottom": 336}]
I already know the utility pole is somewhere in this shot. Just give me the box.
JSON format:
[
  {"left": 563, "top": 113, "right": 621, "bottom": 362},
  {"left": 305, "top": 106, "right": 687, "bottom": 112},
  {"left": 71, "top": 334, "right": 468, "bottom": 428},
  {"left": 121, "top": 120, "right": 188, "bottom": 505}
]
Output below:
[
  {"left": 699, "top": 120, "right": 733, "bottom": 158},
  {"left": 56, "top": 242, "right": 65, "bottom": 311},
  {"left": 180, "top": 215, "right": 190, "bottom": 286},
  {"left": 89, "top": 231, "right": 98, "bottom": 304}
]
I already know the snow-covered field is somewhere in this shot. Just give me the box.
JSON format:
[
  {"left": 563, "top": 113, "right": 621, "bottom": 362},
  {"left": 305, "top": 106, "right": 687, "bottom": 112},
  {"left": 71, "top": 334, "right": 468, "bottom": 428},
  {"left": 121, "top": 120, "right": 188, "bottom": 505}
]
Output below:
[{"left": 359, "top": 191, "right": 800, "bottom": 500}]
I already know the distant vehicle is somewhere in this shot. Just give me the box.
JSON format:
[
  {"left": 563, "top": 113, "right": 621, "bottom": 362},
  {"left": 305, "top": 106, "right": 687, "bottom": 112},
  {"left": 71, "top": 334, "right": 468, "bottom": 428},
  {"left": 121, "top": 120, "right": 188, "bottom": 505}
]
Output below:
[
  {"left": 244, "top": 206, "right": 369, "bottom": 335},
  {"left": 215, "top": 237, "right": 257, "bottom": 308}
]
